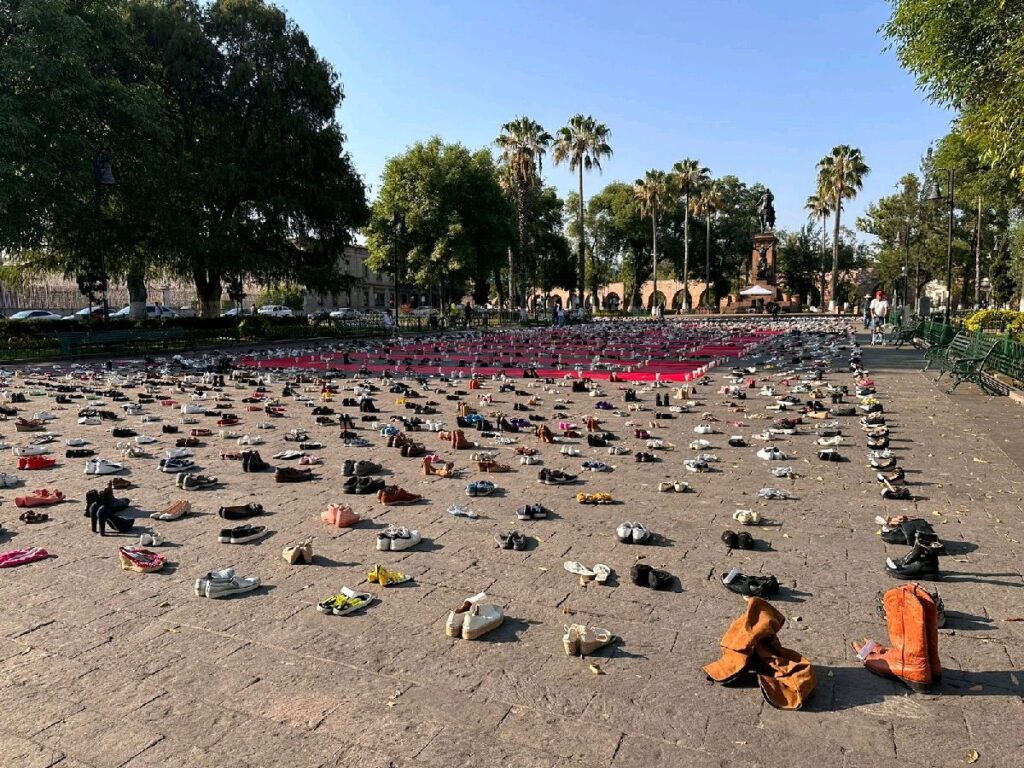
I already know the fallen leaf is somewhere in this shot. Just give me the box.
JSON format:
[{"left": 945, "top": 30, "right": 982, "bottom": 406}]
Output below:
[
  {"left": 1004, "top": 617, "right": 1024, "bottom": 622},
  {"left": 966, "top": 749, "right": 979, "bottom": 764},
  {"left": 589, "top": 663, "right": 605, "bottom": 675}
]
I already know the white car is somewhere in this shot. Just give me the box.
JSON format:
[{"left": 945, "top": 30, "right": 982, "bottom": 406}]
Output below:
[
  {"left": 109, "top": 304, "right": 177, "bottom": 319},
  {"left": 62, "top": 307, "right": 107, "bottom": 321},
  {"left": 329, "top": 308, "right": 362, "bottom": 320},
  {"left": 257, "top": 305, "right": 293, "bottom": 318},
  {"left": 221, "top": 307, "right": 250, "bottom": 317},
  {"left": 8, "top": 310, "right": 64, "bottom": 322},
  {"left": 409, "top": 307, "right": 439, "bottom": 318}
]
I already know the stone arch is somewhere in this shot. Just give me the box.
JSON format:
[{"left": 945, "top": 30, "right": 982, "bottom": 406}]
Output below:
[
  {"left": 670, "top": 289, "right": 690, "bottom": 310},
  {"left": 602, "top": 292, "right": 620, "bottom": 311},
  {"left": 646, "top": 290, "right": 667, "bottom": 311}
]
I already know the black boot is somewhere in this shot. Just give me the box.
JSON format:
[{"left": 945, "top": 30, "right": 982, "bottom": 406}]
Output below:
[{"left": 886, "top": 534, "right": 942, "bottom": 580}]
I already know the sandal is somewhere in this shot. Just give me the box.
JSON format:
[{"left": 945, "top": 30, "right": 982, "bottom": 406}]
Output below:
[
  {"left": 721, "top": 569, "right": 779, "bottom": 597},
  {"left": 19, "top": 510, "right": 48, "bottom": 523}
]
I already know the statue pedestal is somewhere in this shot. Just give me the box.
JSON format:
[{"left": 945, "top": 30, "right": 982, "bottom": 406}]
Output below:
[{"left": 718, "top": 232, "right": 801, "bottom": 314}]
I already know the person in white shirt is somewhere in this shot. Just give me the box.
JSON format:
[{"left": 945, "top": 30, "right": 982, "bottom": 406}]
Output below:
[{"left": 869, "top": 291, "right": 889, "bottom": 344}]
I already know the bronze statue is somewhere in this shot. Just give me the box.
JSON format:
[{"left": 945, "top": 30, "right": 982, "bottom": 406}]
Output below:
[{"left": 757, "top": 189, "right": 776, "bottom": 232}]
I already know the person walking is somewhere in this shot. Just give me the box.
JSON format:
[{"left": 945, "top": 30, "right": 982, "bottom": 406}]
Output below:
[
  {"left": 869, "top": 291, "right": 889, "bottom": 344},
  {"left": 862, "top": 295, "right": 872, "bottom": 329}
]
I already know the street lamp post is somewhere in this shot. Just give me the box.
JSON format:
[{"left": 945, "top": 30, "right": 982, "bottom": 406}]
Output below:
[
  {"left": 903, "top": 220, "right": 911, "bottom": 310},
  {"left": 92, "top": 153, "right": 116, "bottom": 325},
  {"left": 391, "top": 212, "right": 406, "bottom": 323},
  {"left": 928, "top": 169, "right": 955, "bottom": 324}
]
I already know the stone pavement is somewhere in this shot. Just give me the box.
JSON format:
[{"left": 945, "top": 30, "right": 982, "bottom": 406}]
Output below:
[{"left": 0, "top": 331, "right": 1023, "bottom": 768}]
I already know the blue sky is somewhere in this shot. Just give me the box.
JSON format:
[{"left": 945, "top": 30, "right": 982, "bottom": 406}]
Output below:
[{"left": 279, "top": 0, "right": 952, "bottom": 234}]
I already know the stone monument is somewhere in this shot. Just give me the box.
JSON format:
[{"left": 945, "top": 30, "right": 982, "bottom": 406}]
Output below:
[{"left": 720, "top": 188, "right": 800, "bottom": 314}]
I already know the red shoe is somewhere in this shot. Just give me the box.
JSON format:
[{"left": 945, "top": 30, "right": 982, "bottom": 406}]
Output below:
[
  {"left": 18, "top": 456, "right": 56, "bottom": 470},
  {"left": 14, "top": 488, "right": 65, "bottom": 507},
  {"left": 378, "top": 487, "right": 422, "bottom": 505}
]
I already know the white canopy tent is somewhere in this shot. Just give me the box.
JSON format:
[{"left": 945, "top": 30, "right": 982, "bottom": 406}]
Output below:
[{"left": 739, "top": 285, "right": 774, "bottom": 297}]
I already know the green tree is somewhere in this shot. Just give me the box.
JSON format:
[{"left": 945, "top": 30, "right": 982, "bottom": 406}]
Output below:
[
  {"left": 586, "top": 182, "right": 650, "bottom": 310},
  {"left": 532, "top": 188, "right": 574, "bottom": 302},
  {"left": 670, "top": 158, "right": 709, "bottom": 309},
  {"left": 131, "top": 0, "right": 369, "bottom": 316},
  {"left": 883, "top": 1, "right": 1024, "bottom": 183},
  {"left": 804, "top": 190, "right": 832, "bottom": 307},
  {"left": 634, "top": 170, "right": 668, "bottom": 312},
  {"left": 364, "top": 137, "right": 513, "bottom": 307},
  {"left": 553, "top": 114, "right": 613, "bottom": 308},
  {"left": 776, "top": 225, "right": 821, "bottom": 302},
  {"left": 691, "top": 180, "right": 725, "bottom": 307},
  {"left": 0, "top": 0, "right": 175, "bottom": 318},
  {"left": 495, "top": 117, "right": 552, "bottom": 308},
  {"left": 816, "top": 145, "right": 870, "bottom": 309}
]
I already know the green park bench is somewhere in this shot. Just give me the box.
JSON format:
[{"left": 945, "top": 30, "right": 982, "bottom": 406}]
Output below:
[
  {"left": 918, "top": 321, "right": 957, "bottom": 368},
  {"left": 58, "top": 327, "right": 188, "bottom": 359},
  {"left": 931, "top": 331, "right": 1001, "bottom": 393},
  {"left": 980, "top": 336, "right": 1024, "bottom": 396},
  {"left": 886, "top": 318, "right": 922, "bottom": 348}
]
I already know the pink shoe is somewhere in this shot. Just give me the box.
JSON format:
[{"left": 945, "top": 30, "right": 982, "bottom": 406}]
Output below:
[{"left": 321, "top": 504, "right": 360, "bottom": 528}]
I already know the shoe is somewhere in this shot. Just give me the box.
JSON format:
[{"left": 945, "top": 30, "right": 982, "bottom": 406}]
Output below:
[
  {"left": 446, "top": 592, "right": 487, "bottom": 637},
  {"left": 366, "top": 563, "right": 411, "bottom": 586},
  {"left": 218, "top": 524, "right": 270, "bottom": 544},
  {"left": 378, "top": 486, "right": 422, "bottom": 505},
  {"left": 853, "top": 583, "right": 936, "bottom": 692},
  {"left": 732, "top": 509, "right": 760, "bottom": 525},
  {"left": 757, "top": 447, "right": 787, "bottom": 460},
  {"left": 577, "top": 626, "right": 614, "bottom": 655},
  {"left": 151, "top": 500, "right": 190, "bottom": 521},
  {"left": 722, "top": 570, "right": 779, "bottom": 597},
  {"left": 538, "top": 468, "right": 577, "bottom": 485},
  {"left": 218, "top": 503, "right": 264, "bottom": 520},
  {"left": 321, "top": 503, "right": 360, "bottom": 527},
  {"left": 283, "top": 538, "right": 315, "bottom": 565},
  {"left": 462, "top": 602, "right": 504, "bottom": 640},
  {"left": 885, "top": 534, "right": 942, "bottom": 580},
  {"left": 205, "top": 575, "right": 261, "bottom": 598}
]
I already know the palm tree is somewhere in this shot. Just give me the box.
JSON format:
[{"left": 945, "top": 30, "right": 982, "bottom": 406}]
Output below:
[
  {"left": 496, "top": 117, "right": 552, "bottom": 309},
  {"left": 670, "top": 158, "right": 710, "bottom": 311},
  {"left": 553, "top": 114, "right": 612, "bottom": 309},
  {"left": 691, "top": 181, "right": 724, "bottom": 309},
  {"left": 804, "top": 189, "right": 832, "bottom": 308},
  {"left": 634, "top": 170, "right": 667, "bottom": 314},
  {"left": 816, "top": 145, "right": 870, "bottom": 310}
]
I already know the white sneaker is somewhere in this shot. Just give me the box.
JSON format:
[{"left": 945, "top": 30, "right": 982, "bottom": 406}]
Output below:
[
  {"left": 205, "top": 575, "right": 261, "bottom": 598},
  {"left": 757, "top": 447, "right": 787, "bottom": 461},
  {"left": 84, "top": 458, "right": 124, "bottom": 475}
]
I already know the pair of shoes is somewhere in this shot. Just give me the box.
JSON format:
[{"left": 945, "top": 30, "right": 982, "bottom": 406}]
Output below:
[
  {"left": 446, "top": 593, "right": 504, "bottom": 639},
  {"left": 853, "top": 583, "right": 941, "bottom": 692},
  {"left": 151, "top": 500, "right": 190, "bottom": 521},
  {"left": 721, "top": 530, "right": 754, "bottom": 549},
  {"left": 494, "top": 530, "right": 528, "bottom": 550},
  {"left": 581, "top": 460, "right": 610, "bottom": 472},
  {"left": 178, "top": 472, "right": 217, "bottom": 490},
  {"left": 218, "top": 503, "right": 263, "bottom": 520},
  {"left": 138, "top": 532, "right": 164, "bottom": 546},
  {"left": 657, "top": 481, "right": 690, "bottom": 493},
  {"left": 885, "top": 533, "right": 943, "bottom": 579},
  {"left": 515, "top": 504, "right": 548, "bottom": 520},
  {"left": 376, "top": 525, "right": 421, "bottom": 551},
  {"left": 563, "top": 561, "right": 611, "bottom": 584},
  {"left": 630, "top": 563, "right": 672, "bottom": 590},
  {"left": 344, "top": 476, "right": 385, "bottom": 494},
  {"left": 118, "top": 546, "right": 165, "bottom": 572},
  {"left": 275, "top": 467, "right": 314, "bottom": 483},
  {"left": 195, "top": 568, "right": 261, "bottom": 598},
  {"left": 283, "top": 537, "right": 314, "bottom": 564},
  {"left": 616, "top": 521, "right": 650, "bottom": 543},
  {"left": 322, "top": 503, "right": 359, "bottom": 527},
  {"left": 317, "top": 587, "right": 373, "bottom": 616},
  {"left": 538, "top": 468, "right": 576, "bottom": 485},
  {"left": 367, "top": 563, "right": 411, "bottom": 586},
  {"left": 563, "top": 623, "right": 614, "bottom": 655},
  {"left": 576, "top": 492, "right": 612, "bottom": 505},
  {"left": 218, "top": 524, "right": 270, "bottom": 544},
  {"left": 88, "top": 502, "right": 135, "bottom": 536},
  {"left": 733, "top": 509, "right": 760, "bottom": 525},
  {"left": 377, "top": 486, "right": 422, "bottom": 505},
  {"left": 757, "top": 447, "right": 788, "bottom": 460}
]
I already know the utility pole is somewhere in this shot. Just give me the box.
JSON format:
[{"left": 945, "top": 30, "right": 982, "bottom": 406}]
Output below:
[{"left": 974, "top": 196, "right": 982, "bottom": 308}]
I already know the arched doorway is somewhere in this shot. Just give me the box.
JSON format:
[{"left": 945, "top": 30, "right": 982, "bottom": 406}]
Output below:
[
  {"left": 602, "top": 292, "right": 620, "bottom": 311},
  {"left": 646, "top": 290, "right": 667, "bottom": 311}
]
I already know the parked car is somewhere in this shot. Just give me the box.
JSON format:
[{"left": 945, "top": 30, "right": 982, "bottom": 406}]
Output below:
[
  {"left": 109, "top": 304, "right": 177, "bottom": 319},
  {"left": 62, "top": 307, "right": 107, "bottom": 321},
  {"left": 409, "top": 306, "right": 439, "bottom": 318},
  {"left": 329, "top": 307, "right": 362, "bottom": 320},
  {"left": 221, "top": 307, "right": 250, "bottom": 317},
  {"left": 9, "top": 309, "right": 64, "bottom": 322},
  {"left": 257, "top": 305, "right": 294, "bottom": 318}
]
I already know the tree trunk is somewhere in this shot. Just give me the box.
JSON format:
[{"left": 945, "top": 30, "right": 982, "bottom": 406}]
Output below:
[
  {"left": 127, "top": 261, "right": 147, "bottom": 321},
  {"left": 820, "top": 213, "right": 828, "bottom": 309},
  {"left": 506, "top": 246, "right": 515, "bottom": 310},
  {"left": 830, "top": 205, "right": 841, "bottom": 311},
  {"left": 194, "top": 268, "right": 223, "bottom": 318},
  {"left": 682, "top": 199, "right": 690, "bottom": 311},
  {"left": 704, "top": 217, "right": 711, "bottom": 308},
  {"left": 651, "top": 210, "right": 658, "bottom": 314},
  {"left": 577, "top": 165, "right": 585, "bottom": 309}
]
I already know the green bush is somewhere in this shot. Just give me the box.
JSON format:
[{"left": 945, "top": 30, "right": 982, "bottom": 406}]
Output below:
[{"left": 255, "top": 284, "right": 305, "bottom": 311}]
